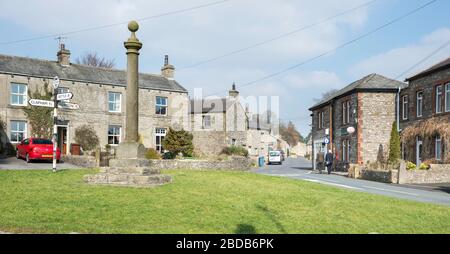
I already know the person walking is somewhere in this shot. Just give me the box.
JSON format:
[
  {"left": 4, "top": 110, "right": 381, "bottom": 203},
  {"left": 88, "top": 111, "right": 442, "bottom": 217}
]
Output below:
[{"left": 325, "top": 150, "right": 334, "bottom": 175}]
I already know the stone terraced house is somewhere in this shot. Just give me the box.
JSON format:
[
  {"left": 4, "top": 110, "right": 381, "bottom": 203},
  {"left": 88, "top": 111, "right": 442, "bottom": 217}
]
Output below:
[
  {"left": 190, "top": 85, "right": 249, "bottom": 156},
  {"left": 309, "top": 74, "right": 406, "bottom": 171},
  {"left": 400, "top": 57, "right": 450, "bottom": 165},
  {"left": 246, "top": 114, "right": 278, "bottom": 158},
  {"left": 0, "top": 45, "right": 189, "bottom": 155}
]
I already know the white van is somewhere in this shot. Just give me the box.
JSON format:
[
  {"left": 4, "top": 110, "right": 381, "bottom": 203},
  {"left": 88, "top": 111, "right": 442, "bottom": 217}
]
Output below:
[{"left": 268, "top": 151, "right": 282, "bottom": 165}]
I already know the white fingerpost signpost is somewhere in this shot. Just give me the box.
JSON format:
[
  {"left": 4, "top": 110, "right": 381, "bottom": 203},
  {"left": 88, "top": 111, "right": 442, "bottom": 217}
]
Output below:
[
  {"left": 52, "top": 76, "right": 60, "bottom": 173},
  {"left": 27, "top": 76, "right": 79, "bottom": 172}
]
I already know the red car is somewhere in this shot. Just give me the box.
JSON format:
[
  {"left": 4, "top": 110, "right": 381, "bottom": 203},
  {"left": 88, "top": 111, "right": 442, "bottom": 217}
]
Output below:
[{"left": 16, "top": 138, "right": 61, "bottom": 163}]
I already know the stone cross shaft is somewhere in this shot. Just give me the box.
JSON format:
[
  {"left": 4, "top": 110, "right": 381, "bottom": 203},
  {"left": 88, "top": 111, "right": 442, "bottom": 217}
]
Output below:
[{"left": 124, "top": 21, "right": 143, "bottom": 143}]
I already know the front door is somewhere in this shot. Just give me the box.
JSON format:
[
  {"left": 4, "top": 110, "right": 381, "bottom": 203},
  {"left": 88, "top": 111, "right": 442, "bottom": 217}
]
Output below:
[
  {"left": 57, "top": 126, "right": 68, "bottom": 155},
  {"left": 416, "top": 136, "right": 423, "bottom": 165}
]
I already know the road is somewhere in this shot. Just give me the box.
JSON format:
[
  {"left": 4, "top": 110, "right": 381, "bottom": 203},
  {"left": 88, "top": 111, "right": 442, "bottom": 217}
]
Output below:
[
  {"left": 0, "top": 156, "right": 80, "bottom": 170},
  {"left": 252, "top": 157, "right": 450, "bottom": 207}
]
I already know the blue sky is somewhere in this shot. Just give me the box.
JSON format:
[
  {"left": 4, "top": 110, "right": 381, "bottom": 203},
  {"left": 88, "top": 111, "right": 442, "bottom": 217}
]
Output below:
[{"left": 1, "top": 0, "right": 449, "bottom": 136}]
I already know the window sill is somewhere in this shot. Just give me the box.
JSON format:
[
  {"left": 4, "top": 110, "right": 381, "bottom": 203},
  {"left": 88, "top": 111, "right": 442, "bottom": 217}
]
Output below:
[{"left": 8, "top": 104, "right": 27, "bottom": 108}]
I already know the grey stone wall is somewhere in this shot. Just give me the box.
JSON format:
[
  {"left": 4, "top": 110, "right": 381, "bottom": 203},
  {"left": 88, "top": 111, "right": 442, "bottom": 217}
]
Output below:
[
  {"left": 148, "top": 156, "right": 253, "bottom": 171},
  {"left": 334, "top": 94, "right": 358, "bottom": 164},
  {"left": 62, "top": 155, "right": 97, "bottom": 168},
  {"left": 359, "top": 168, "right": 398, "bottom": 183},
  {"left": 359, "top": 92, "right": 397, "bottom": 164},
  {"left": 398, "top": 162, "right": 450, "bottom": 184}
]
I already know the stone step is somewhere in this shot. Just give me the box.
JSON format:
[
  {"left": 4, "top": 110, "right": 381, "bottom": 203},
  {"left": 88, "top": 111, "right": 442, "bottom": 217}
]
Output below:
[
  {"left": 84, "top": 173, "right": 172, "bottom": 187},
  {"left": 109, "top": 159, "right": 151, "bottom": 168},
  {"left": 100, "top": 167, "right": 161, "bottom": 175}
]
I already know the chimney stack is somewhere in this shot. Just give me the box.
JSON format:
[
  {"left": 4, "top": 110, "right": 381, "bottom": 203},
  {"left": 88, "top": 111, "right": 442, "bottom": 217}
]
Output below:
[
  {"left": 229, "top": 82, "right": 239, "bottom": 98},
  {"left": 57, "top": 43, "right": 71, "bottom": 66},
  {"left": 161, "top": 55, "right": 175, "bottom": 79}
]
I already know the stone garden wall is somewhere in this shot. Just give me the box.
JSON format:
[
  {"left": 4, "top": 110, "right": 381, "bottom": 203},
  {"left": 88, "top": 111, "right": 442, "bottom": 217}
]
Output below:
[
  {"left": 359, "top": 168, "right": 398, "bottom": 184},
  {"left": 62, "top": 155, "right": 97, "bottom": 168},
  {"left": 398, "top": 163, "right": 450, "bottom": 184},
  {"left": 148, "top": 156, "right": 253, "bottom": 171}
]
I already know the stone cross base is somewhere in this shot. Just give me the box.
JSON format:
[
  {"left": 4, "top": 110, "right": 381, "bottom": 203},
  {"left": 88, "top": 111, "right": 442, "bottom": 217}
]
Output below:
[
  {"left": 115, "top": 142, "right": 147, "bottom": 159},
  {"left": 84, "top": 158, "right": 172, "bottom": 187}
]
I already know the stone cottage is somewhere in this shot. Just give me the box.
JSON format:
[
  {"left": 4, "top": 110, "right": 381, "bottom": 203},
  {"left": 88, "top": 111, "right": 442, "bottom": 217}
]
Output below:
[
  {"left": 400, "top": 57, "right": 450, "bottom": 165},
  {"left": 246, "top": 114, "right": 278, "bottom": 157},
  {"left": 190, "top": 84, "right": 248, "bottom": 156},
  {"left": 309, "top": 74, "right": 406, "bottom": 171},
  {"left": 0, "top": 45, "right": 189, "bottom": 155}
]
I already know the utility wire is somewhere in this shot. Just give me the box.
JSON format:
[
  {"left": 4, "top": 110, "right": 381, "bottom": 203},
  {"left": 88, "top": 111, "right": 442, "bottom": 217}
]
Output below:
[
  {"left": 206, "top": 0, "right": 438, "bottom": 97},
  {"left": 283, "top": 37, "right": 450, "bottom": 124},
  {"left": 0, "top": 0, "right": 231, "bottom": 45},
  {"left": 179, "top": 0, "right": 379, "bottom": 70}
]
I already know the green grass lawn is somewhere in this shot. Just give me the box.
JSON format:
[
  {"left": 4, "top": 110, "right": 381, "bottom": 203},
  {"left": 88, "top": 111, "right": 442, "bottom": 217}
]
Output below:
[{"left": 0, "top": 169, "right": 449, "bottom": 234}]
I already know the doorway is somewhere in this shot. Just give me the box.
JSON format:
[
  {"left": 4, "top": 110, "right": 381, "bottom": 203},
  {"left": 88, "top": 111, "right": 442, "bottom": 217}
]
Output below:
[
  {"left": 57, "top": 126, "right": 68, "bottom": 155},
  {"left": 416, "top": 136, "right": 423, "bottom": 165}
]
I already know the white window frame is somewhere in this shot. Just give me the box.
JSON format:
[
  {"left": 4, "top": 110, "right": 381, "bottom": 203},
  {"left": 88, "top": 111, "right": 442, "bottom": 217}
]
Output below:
[
  {"left": 155, "top": 128, "right": 167, "bottom": 153},
  {"left": 108, "top": 125, "right": 121, "bottom": 146},
  {"left": 402, "top": 95, "right": 408, "bottom": 120},
  {"left": 445, "top": 83, "right": 450, "bottom": 112},
  {"left": 108, "top": 92, "right": 122, "bottom": 113},
  {"left": 10, "top": 120, "right": 27, "bottom": 143},
  {"left": 416, "top": 91, "right": 423, "bottom": 118},
  {"left": 436, "top": 85, "right": 443, "bottom": 114},
  {"left": 10, "top": 83, "right": 28, "bottom": 106},
  {"left": 155, "top": 96, "right": 168, "bottom": 116},
  {"left": 342, "top": 101, "right": 350, "bottom": 125},
  {"left": 318, "top": 111, "right": 324, "bottom": 129},
  {"left": 435, "top": 135, "right": 442, "bottom": 161},
  {"left": 202, "top": 115, "right": 212, "bottom": 129}
]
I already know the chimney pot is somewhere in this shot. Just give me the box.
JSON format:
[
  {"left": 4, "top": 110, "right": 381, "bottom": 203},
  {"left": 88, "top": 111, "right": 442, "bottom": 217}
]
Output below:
[
  {"left": 57, "top": 43, "right": 71, "bottom": 66},
  {"left": 161, "top": 55, "right": 175, "bottom": 79}
]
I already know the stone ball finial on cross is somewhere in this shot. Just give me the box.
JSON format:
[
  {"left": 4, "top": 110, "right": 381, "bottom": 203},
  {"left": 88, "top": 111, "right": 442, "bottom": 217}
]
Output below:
[{"left": 128, "top": 21, "right": 139, "bottom": 32}]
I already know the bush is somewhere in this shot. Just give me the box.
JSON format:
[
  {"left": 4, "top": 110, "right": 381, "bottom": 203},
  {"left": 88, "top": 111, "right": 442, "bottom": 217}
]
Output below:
[
  {"left": 145, "top": 148, "right": 161, "bottom": 160},
  {"left": 406, "top": 161, "right": 417, "bottom": 170},
  {"left": 419, "top": 163, "right": 430, "bottom": 170},
  {"left": 162, "top": 128, "right": 194, "bottom": 158},
  {"left": 221, "top": 146, "right": 249, "bottom": 157},
  {"left": 74, "top": 125, "right": 100, "bottom": 151},
  {"left": 388, "top": 121, "right": 401, "bottom": 165}
]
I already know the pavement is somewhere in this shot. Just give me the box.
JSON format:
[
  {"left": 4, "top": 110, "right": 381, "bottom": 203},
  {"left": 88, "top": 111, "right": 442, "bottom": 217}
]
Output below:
[
  {"left": 252, "top": 157, "right": 450, "bottom": 207},
  {"left": 0, "top": 155, "right": 81, "bottom": 170}
]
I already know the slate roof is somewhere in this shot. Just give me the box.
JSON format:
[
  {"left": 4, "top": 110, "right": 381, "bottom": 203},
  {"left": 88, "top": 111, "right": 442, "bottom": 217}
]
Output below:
[
  {"left": 406, "top": 56, "right": 450, "bottom": 82},
  {"left": 189, "top": 98, "right": 235, "bottom": 114},
  {"left": 309, "top": 73, "right": 406, "bottom": 111},
  {"left": 0, "top": 54, "right": 187, "bottom": 93}
]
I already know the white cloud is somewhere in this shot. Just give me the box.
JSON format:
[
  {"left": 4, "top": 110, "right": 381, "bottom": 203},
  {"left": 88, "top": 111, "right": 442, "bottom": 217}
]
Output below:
[
  {"left": 350, "top": 28, "right": 450, "bottom": 80},
  {"left": 0, "top": 0, "right": 373, "bottom": 137}
]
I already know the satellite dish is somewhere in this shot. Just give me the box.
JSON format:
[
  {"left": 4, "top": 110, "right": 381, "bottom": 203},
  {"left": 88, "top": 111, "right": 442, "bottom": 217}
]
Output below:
[{"left": 347, "top": 127, "right": 356, "bottom": 134}]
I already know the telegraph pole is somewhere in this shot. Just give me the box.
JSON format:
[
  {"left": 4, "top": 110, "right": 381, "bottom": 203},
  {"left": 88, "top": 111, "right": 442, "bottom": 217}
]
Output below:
[{"left": 52, "top": 76, "right": 60, "bottom": 173}]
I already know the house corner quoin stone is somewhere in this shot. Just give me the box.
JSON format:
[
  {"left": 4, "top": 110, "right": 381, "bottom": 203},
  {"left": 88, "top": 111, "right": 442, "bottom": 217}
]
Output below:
[{"left": 84, "top": 21, "right": 172, "bottom": 187}]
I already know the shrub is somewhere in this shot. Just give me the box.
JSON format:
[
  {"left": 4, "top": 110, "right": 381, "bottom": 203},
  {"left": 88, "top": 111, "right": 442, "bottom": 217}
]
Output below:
[
  {"left": 388, "top": 121, "right": 401, "bottom": 165},
  {"left": 145, "top": 148, "right": 161, "bottom": 160},
  {"left": 74, "top": 125, "right": 100, "bottom": 151},
  {"left": 162, "top": 128, "right": 194, "bottom": 158},
  {"left": 419, "top": 163, "right": 430, "bottom": 170},
  {"left": 406, "top": 161, "right": 417, "bottom": 170},
  {"left": 221, "top": 146, "right": 249, "bottom": 157}
]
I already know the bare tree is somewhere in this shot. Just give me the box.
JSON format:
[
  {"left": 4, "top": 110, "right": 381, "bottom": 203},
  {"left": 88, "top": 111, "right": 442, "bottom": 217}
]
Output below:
[
  {"left": 313, "top": 89, "right": 338, "bottom": 103},
  {"left": 76, "top": 52, "right": 115, "bottom": 69}
]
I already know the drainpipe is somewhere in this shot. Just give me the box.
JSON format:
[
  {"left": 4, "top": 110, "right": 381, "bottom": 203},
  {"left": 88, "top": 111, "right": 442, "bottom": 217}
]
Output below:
[{"left": 397, "top": 87, "right": 402, "bottom": 132}]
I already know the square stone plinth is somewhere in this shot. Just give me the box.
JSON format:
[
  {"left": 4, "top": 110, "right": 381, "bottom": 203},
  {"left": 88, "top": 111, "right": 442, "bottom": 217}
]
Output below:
[{"left": 115, "top": 142, "right": 146, "bottom": 159}]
